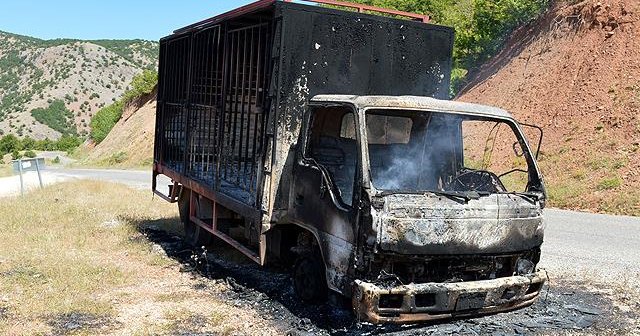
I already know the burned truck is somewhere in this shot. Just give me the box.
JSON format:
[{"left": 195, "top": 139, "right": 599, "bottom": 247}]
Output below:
[{"left": 152, "top": 0, "right": 547, "bottom": 323}]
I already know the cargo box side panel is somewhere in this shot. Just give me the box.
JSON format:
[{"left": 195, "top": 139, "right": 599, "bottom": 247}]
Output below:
[
  {"left": 185, "top": 26, "right": 224, "bottom": 188},
  {"left": 156, "top": 35, "right": 192, "bottom": 174},
  {"left": 218, "top": 21, "right": 273, "bottom": 207},
  {"left": 268, "top": 3, "right": 454, "bottom": 212},
  {"left": 156, "top": 8, "right": 275, "bottom": 213}
]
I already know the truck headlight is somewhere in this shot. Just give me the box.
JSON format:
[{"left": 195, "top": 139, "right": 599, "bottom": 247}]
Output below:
[{"left": 515, "top": 258, "right": 534, "bottom": 275}]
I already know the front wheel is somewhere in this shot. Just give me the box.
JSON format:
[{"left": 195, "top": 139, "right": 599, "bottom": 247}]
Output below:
[
  {"left": 177, "top": 187, "right": 212, "bottom": 247},
  {"left": 293, "top": 251, "right": 328, "bottom": 303}
]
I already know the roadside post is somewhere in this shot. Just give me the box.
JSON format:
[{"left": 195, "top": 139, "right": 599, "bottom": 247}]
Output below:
[{"left": 12, "top": 157, "right": 46, "bottom": 196}]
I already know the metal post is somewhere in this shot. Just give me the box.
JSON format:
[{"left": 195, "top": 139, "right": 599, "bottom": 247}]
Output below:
[
  {"left": 18, "top": 159, "right": 24, "bottom": 196},
  {"left": 35, "top": 158, "right": 43, "bottom": 189}
]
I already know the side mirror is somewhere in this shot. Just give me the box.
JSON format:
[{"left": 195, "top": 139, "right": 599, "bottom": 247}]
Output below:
[{"left": 519, "top": 123, "right": 543, "bottom": 160}]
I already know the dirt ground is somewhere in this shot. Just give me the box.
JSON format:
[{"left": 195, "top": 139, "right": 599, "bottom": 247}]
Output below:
[{"left": 458, "top": 0, "right": 640, "bottom": 216}]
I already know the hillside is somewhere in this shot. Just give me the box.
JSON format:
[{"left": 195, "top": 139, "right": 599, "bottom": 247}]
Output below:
[
  {"left": 85, "top": 90, "right": 156, "bottom": 167},
  {"left": 458, "top": 0, "right": 640, "bottom": 215},
  {"left": 0, "top": 31, "right": 158, "bottom": 140}
]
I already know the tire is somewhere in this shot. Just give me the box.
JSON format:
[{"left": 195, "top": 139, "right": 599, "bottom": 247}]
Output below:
[
  {"left": 293, "top": 251, "right": 328, "bottom": 303},
  {"left": 177, "top": 188, "right": 212, "bottom": 247}
]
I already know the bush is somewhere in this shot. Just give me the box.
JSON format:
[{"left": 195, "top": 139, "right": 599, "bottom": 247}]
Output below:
[
  {"left": 90, "top": 100, "right": 124, "bottom": 144},
  {"left": 0, "top": 134, "right": 21, "bottom": 155},
  {"left": 11, "top": 150, "right": 22, "bottom": 160},
  {"left": 56, "top": 134, "right": 82, "bottom": 153},
  {"left": 52, "top": 156, "right": 61, "bottom": 164},
  {"left": 108, "top": 151, "right": 128, "bottom": 165},
  {"left": 24, "top": 150, "right": 36, "bottom": 158}
]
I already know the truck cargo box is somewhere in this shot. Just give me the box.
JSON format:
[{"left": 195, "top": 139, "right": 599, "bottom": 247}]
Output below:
[{"left": 153, "top": 0, "right": 454, "bottom": 224}]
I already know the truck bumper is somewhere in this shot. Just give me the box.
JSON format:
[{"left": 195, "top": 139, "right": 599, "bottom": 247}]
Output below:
[{"left": 352, "top": 271, "right": 547, "bottom": 324}]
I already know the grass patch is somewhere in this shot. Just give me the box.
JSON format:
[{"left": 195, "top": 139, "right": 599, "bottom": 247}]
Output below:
[
  {"left": 546, "top": 179, "right": 586, "bottom": 208},
  {"left": 598, "top": 191, "right": 640, "bottom": 216},
  {"left": 587, "top": 156, "right": 627, "bottom": 171},
  {"left": 596, "top": 176, "right": 622, "bottom": 190}
]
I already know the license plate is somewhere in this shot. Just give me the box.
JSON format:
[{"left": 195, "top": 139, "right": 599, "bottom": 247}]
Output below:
[{"left": 455, "top": 292, "right": 487, "bottom": 311}]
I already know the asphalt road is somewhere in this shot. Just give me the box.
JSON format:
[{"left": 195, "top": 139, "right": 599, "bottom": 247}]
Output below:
[{"left": 3, "top": 167, "right": 638, "bottom": 284}]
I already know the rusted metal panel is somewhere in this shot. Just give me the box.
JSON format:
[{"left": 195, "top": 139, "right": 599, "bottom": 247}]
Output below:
[{"left": 286, "top": 0, "right": 430, "bottom": 23}]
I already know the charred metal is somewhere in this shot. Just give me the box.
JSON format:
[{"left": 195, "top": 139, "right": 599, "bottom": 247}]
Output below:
[{"left": 152, "top": 0, "right": 547, "bottom": 324}]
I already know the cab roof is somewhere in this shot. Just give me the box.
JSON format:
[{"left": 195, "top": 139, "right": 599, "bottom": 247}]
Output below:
[{"left": 310, "top": 95, "right": 514, "bottom": 120}]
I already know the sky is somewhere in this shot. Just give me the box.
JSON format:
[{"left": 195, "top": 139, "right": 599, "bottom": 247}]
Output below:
[{"left": 0, "top": 0, "right": 259, "bottom": 41}]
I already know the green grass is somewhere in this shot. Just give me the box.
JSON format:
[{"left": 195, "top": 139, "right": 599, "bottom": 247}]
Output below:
[
  {"left": 546, "top": 179, "right": 586, "bottom": 209},
  {"left": 596, "top": 176, "right": 622, "bottom": 191}
]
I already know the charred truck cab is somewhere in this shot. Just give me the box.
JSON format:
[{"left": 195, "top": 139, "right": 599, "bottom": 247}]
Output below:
[{"left": 153, "top": 0, "right": 547, "bottom": 324}]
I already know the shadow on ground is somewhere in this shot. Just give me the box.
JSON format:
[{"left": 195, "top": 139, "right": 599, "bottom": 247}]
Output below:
[{"left": 130, "top": 216, "right": 637, "bottom": 335}]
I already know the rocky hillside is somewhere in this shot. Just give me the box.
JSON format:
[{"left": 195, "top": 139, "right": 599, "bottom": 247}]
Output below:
[
  {"left": 0, "top": 31, "right": 158, "bottom": 140},
  {"left": 458, "top": 0, "right": 639, "bottom": 215}
]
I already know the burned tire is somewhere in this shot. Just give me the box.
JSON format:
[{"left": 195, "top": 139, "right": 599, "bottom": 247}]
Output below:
[
  {"left": 293, "top": 251, "right": 328, "bottom": 303},
  {"left": 177, "top": 187, "right": 212, "bottom": 247}
]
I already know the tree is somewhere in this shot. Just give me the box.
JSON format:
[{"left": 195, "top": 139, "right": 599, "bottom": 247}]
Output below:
[{"left": 0, "top": 134, "right": 21, "bottom": 155}]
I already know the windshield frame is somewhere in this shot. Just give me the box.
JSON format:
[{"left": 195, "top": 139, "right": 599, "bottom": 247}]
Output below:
[{"left": 358, "top": 106, "right": 544, "bottom": 197}]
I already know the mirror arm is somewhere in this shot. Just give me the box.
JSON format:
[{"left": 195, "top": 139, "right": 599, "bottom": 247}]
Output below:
[{"left": 519, "top": 122, "right": 543, "bottom": 160}]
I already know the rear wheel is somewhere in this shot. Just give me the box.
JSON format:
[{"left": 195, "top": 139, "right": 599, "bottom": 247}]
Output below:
[
  {"left": 293, "top": 250, "right": 328, "bottom": 303},
  {"left": 177, "top": 187, "right": 212, "bottom": 247}
]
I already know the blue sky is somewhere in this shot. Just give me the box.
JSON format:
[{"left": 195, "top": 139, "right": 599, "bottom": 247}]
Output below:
[{"left": 0, "top": 0, "right": 257, "bottom": 41}]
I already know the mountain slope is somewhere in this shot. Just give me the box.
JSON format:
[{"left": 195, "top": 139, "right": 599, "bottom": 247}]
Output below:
[
  {"left": 0, "top": 31, "right": 158, "bottom": 140},
  {"left": 458, "top": 0, "right": 640, "bottom": 215}
]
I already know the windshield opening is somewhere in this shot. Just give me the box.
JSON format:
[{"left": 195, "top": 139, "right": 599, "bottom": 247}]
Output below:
[{"left": 366, "top": 109, "right": 536, "bottom": 194}]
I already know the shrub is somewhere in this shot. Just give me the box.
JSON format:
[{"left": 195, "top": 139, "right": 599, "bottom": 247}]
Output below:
[
  {"left": 0, "top": 134, "right": 21, "bottom": 155},
  {"left": 11, "top": 150, "right": 22, "bottom": 160},
  {"left": 52, "top": 156, "right": 61, "bottom": 164},
  {"left": 24, "top": 150, "right": 36, "bottom": 158},
  {"left": 56, "top": 134, "right": 82, "bottom": 153},
  {"left": 108, "top": 151, "right": 128, "bottom": 164}
]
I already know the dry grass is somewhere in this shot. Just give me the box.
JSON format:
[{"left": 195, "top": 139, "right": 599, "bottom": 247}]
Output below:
[
  {"left": 0, "top": 164, "right": 13, "bottom": 177},
  {"left": 0, "top": 181, "right": 279, "bottom": 335}
]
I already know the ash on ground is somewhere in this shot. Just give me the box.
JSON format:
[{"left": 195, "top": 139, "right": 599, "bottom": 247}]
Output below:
[{"left": 139, "top": 225, "right": 638, "bottom": 336}]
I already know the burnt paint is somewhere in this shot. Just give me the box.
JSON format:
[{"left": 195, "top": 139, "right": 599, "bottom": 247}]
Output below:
[{"left": 374, "top": 193, "right": 544, "bottom": 255}]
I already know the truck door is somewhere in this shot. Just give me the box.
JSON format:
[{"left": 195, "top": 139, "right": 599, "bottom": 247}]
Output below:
[{"left": 290, "top": 103, "right": 359, "bottom": 248}]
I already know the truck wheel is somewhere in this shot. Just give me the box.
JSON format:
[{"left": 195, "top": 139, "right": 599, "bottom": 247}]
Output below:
[
  {"left": 177, "top": 188, "right": 212, "bottom": 247},
  {"left": 293, "top": 251, "right": 328, "bottom": 303}
]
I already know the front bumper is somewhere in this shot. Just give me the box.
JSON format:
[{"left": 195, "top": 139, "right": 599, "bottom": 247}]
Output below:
[{"left": 352, "top": 270, "right": 547, "bottom": 324}]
